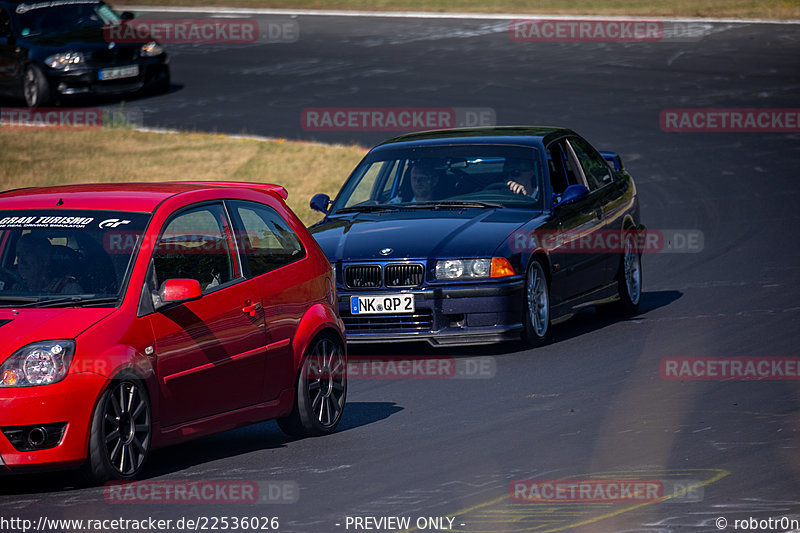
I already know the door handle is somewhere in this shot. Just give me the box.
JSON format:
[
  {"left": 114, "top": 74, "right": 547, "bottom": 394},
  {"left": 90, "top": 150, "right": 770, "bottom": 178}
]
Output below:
[{"left": 242, "top": 300, "right": 262, "bottom": 317}]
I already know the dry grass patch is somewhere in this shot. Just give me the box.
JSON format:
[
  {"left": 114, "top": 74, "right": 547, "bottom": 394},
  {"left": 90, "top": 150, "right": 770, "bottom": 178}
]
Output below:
[{"left": 0, "top": 128, "right": 366, "bottom": 225}]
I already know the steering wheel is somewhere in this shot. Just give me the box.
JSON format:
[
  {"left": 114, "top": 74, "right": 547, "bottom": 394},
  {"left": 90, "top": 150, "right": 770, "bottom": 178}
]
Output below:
[{"left": 482, "top": 182, "right": 511, "bottom": 192}]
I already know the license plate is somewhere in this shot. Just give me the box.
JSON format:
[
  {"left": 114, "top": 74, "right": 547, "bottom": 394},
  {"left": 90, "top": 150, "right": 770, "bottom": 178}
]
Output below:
[
  {"left": 99, "top": 65, "right": 139, "bottom": 81},
  {"left": 350, "top": 294, "right": 414, "bottom": 315}
]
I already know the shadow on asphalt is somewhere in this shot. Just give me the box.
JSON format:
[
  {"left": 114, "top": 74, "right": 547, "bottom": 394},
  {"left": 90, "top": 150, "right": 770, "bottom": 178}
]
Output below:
[
  {"left": 348, "top": 289, "right": 683, "bottom": 358},
  {"left": 0, "top": 401, "right": 402, "bottom": 494}
]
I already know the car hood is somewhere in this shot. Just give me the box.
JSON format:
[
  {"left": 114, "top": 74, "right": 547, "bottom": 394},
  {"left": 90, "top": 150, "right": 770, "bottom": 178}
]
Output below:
[
  {"left": 23, "top": 25, "right": 153, "bottom": 52},
  {"left": 310, "top": 208, "right": 543, "bottom": 261},
  {"left": 0, "top": 308, "right": 115, "bottom": 361}
]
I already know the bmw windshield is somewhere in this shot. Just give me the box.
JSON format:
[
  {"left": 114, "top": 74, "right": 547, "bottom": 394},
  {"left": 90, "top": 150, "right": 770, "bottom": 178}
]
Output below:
[
  {"left": 14, "top": 1, "right": 121, "bottom": 37},
  {"left": 0, "top": 211, "right": 150, "bottom": 306},
  {"left": 330, "top": 145, "right": 546, "bottom": 214}
]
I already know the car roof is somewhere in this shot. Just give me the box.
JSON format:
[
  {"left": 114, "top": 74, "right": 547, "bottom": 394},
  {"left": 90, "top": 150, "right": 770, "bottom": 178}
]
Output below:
[
  {"left": 0, "top": 182, "right": 288, "bottom": 212},
  {"left": 374, "top": 126, "right": 576, "bottom": 151}
]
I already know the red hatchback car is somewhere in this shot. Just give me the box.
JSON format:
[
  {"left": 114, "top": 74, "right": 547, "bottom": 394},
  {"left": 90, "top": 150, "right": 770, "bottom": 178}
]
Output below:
[{"left": 0, "top": 182, "right": 346, "bottom": 481}]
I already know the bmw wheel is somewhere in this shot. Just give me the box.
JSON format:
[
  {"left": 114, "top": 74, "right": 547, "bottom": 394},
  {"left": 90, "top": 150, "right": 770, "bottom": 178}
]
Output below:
[
  {"left": 614, "top": 231, "right": 642, "bottom": 315},
  {"left": 278, "top": 334, "right": 347, "bottom": 438},
  {"left": 23, "top": 65, "right": 51, "bottom": 108},
  {"left": 87, "top": 377, "right": 151, "bottom": 482},
  {"left": 522, "top": 260, "right": 551, "bottom": 347}
]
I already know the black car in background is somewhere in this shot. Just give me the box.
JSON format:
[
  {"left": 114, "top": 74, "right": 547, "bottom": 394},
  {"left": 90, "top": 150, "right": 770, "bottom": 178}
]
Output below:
[
  {"left": 309, "top": 127, "right": 645, "bottom": 347},
  {"left": 0, "top": 1, "right": 169, "bottom": 106}
]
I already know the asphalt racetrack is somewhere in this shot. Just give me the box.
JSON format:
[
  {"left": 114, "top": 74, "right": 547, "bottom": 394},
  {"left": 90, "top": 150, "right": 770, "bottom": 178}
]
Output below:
[{"left": 2, "top": 10, "right": 800, "bottom": 533}]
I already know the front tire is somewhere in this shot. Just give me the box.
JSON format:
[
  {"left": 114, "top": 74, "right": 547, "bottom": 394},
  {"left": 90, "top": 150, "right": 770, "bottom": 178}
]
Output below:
[
  {"left": 613, "top": 231, "right": 642, "bottom": 315},
  {"left": 23, "top": 65, "right": 50, "bottom": 108},
  {"left": 278, "top": 334, "right": 347, "bottom": 438},
  {"left": 521, "top": 260, "right": 551, "bottom": 347},
  {"left": 87, "top": 378, "right": 151, "bottom": 482}
]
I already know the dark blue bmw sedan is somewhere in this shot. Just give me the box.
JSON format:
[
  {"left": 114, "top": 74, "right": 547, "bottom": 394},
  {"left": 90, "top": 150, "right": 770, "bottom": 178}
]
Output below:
[{"left": 309, "top": 127, "right": 645, "bottom": 347}]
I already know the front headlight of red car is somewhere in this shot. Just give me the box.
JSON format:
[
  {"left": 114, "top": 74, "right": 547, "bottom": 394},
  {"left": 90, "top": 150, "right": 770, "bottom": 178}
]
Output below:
[{"left": 0, "top": 341, "right": 76, "bottom": 387}]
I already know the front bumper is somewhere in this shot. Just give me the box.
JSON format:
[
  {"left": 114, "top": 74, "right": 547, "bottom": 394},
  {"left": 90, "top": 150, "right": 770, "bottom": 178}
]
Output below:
[
  {"left": 339, "top": 277, "right": 525, "bottom": 347},
  {"left": 0, "top": 372, "right": 107, "bottom": 471},
  {"left": 43, "top": 57, "right": 169, "bottom": 98}
]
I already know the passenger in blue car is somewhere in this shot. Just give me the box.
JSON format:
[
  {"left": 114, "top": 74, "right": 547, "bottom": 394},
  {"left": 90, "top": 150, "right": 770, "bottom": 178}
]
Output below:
[
  {"left": 391, "top": 160, "right": 441, "bottom": 203},
  {"left": 410, "top": 161, "right": 441, "bottom": 201},
  {"left": 504, "top": 158, "right": 540, "bottom": 200}
]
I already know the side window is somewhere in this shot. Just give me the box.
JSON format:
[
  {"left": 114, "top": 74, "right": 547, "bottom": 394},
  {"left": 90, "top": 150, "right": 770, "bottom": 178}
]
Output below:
[
  {"left": 377, "top": 159, "right": 404, "bottom": 202},
  {"left": 545, "top": 140, "right": 581, "bottom": 195},
  {"left": 568, "top": 137, "right": 613, "bottom": 190},
  {"left": 152, "top": 204, "right": 236, "bottom": 293},
  {"left": 344, "top": 163, "right": 383, "bottom": 208},
  {"left": 230, "top": 201, "right": 305, "bottom": 277}
]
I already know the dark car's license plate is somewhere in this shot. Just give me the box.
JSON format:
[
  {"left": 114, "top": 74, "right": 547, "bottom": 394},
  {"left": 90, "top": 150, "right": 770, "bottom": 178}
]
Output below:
[
  {"left": 350, "top": 294, "right": 414, "bottom": 314},
  {"left": 99, "top": 65, "right": 139, "bottom": 81}
]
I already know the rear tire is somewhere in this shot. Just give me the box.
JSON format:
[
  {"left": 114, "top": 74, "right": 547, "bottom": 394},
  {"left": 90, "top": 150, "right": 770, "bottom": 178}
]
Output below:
[
  {"left": 521, "top": 260, "right": 551, "bottom": 348},
  {"left": 278, "top": 334, "right": 346, "bottom": 438},
  {"left": 23, "top": 64, "right": 50, "bottom": 108},
  {"left": 86, "top": 377, "right": 151, "bottom": 483}
]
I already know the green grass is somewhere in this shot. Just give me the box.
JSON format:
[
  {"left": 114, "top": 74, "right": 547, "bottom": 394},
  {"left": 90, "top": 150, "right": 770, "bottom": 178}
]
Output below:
[
  {"left": 121, "top": 0, "right": 800, "bottom": 19},
  {"left": 0, "top": 128, "right": 366, "bottom": 226}
]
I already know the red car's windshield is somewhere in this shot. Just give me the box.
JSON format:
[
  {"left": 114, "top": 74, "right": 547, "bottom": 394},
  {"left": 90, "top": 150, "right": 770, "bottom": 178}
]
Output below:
[{"left": 0, "top": 210, "right": 150, "bottom": 305}]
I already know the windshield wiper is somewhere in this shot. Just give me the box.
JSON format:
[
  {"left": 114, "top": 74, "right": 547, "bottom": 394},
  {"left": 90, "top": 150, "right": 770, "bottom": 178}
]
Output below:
[
  {"left": 334, "top": 205, "right": 404, "bottom": 214},
  {"left": 16, "top": 296, "right": 121, "bottom": 309},
  {"left": 413, "top": 201, "right": 505, "bottom": 209},
  {"left": 0, "top": 296, "right": 41, "bottom": 305}
]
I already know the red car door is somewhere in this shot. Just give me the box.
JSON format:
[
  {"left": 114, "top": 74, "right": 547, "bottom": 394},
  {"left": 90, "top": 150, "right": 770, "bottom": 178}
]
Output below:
[
  {"left": 146, "top": 203, "right": 268, "bottom": 427},
  {"left": 227, "top": 200, "right": 308, "bottom": 401}
]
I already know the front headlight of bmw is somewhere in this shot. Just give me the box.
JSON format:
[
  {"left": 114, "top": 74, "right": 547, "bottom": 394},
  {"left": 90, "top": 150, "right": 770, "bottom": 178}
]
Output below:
[
  {"left": 436, "top": 259, "right": 491, "bottom": 280},
  {"left": 0, "top": 341, "right": 75, "bottom": 387},
  {"left": 435, "top": 258, "right": 516, "bottom": 280},
  {"left": 140, "top": 42, "right": 164, "bottom": 57},
  {"left": 45, "top": 52, "right": 85, "bottom": 71}
]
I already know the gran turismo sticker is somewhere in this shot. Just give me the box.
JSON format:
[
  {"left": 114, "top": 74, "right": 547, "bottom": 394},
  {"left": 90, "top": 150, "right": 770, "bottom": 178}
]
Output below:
[
  {"left": 0, "top": 215, "right": 95, "bottom": 228},
  {"left": 98, "top": 218, "right": 132, "bottom": 229}
]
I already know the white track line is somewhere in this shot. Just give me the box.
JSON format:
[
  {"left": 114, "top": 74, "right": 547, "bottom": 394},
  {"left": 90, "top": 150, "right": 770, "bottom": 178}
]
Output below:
[{"left": 119, "top": 6, "right": 800, "bottom": 25}]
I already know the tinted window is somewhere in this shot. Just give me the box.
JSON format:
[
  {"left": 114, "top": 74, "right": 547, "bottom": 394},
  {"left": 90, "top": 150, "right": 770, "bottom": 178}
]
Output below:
[
  {"left": 331, "top": 145, "right": 545, "bottom": 212},
  {"left": 568, "top": 136, "right": 613, "bottom": 190},
  {"left": 152, "top": 204, "right": 236, "bottom": 293},
  {"left": 230, "top": 201, "right": 305, "bottom": 277},
  {"left": 546, "top": 140, "right": 581, "bottom": 195},
  {"left": 14, "top": 2, "right": 120, "bottom": 37},
  {"left": 0, "top": 210, "right": 150, "bottom": 302}
]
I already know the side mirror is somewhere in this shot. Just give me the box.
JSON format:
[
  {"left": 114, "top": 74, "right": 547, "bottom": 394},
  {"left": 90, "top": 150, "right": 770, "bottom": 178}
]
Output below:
[
  {"left": 553, "top": 184, "right": 589, "bottom": 209},
  {"left": 310, "top": 193, "right": 331, "bottom": 214},
  {"left": 599, "top": 150, "right": 624, "bottom": 171},
  {"left": 158, "top": 278, "right": 202, "bottom": 306},
  {"left": 120, "top": 11, "right": 135, "bottom": 21}
]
